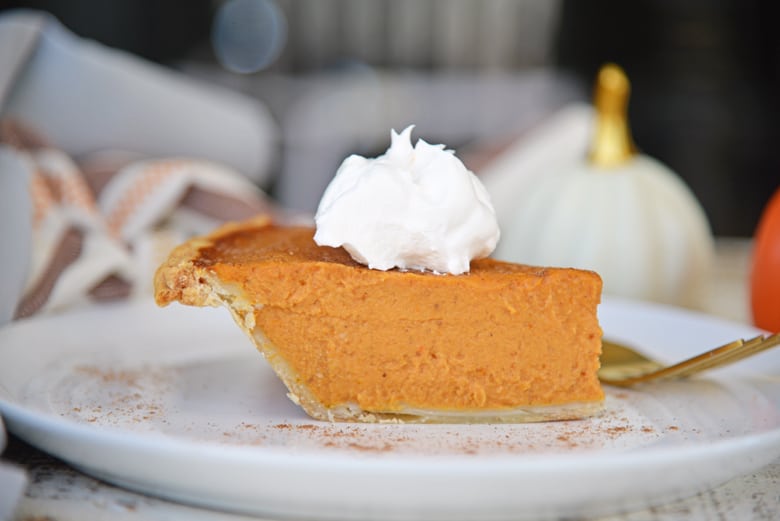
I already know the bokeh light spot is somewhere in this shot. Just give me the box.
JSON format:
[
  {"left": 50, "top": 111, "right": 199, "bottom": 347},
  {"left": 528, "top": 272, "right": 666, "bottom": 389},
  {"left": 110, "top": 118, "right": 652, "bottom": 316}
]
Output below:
[{"left": 212, "top": 0, "right": 287, "bottom": 74}]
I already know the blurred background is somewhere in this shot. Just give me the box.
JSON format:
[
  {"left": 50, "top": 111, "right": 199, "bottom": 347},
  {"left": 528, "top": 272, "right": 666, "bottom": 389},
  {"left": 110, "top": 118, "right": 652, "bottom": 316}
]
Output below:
[{"left": 1, "top": 0, "right": 778, "bottom": 236}]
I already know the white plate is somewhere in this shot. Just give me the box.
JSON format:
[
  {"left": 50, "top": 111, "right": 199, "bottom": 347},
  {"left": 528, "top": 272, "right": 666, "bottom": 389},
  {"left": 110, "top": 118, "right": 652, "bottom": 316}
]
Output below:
[{"left": 1, "top": 298, "right": 779, "bottom": 520}]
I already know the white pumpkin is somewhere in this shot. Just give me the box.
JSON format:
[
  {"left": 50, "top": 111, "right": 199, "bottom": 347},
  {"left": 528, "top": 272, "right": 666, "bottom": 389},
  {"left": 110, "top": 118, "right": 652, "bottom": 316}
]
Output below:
[{"left": 494, "top": 64, "right": 714, "bottom": 308}]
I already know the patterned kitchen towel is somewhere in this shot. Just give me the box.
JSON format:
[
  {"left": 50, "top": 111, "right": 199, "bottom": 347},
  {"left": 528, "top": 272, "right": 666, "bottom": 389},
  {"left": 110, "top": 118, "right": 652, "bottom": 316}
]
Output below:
[{"left": 1, "top": 120, "right": 296, "bottom": 321}]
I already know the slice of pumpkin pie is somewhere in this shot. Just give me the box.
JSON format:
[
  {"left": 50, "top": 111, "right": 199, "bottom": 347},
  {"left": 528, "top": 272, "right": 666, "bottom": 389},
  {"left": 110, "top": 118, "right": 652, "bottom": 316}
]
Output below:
[
  {"left": 154, "top": 217, "right": 604, "bottom": 423},
  {"left": 153, "top": 127, "right": 604, "bottom": 422}
]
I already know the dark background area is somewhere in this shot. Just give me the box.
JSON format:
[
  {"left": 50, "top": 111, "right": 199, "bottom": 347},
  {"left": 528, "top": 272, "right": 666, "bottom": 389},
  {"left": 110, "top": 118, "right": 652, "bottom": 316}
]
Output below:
[
  {"left": 1, "top": 0, "right": 778, "bottom": 236},
  {"left": 556, "top": 1, "right": 779, "bottom": 237}
]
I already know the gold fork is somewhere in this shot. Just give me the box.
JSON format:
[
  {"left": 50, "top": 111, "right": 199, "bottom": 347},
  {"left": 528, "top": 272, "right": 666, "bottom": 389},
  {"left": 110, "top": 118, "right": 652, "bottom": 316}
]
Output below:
[{"left": 598, "top": 333, "right": 780, "bottom": 387}]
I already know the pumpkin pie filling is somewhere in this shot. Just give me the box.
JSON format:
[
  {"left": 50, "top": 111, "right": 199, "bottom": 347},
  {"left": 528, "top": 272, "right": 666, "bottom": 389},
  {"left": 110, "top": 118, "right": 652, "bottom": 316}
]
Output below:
[{"left": 154, "top": 217, "right": 605, "bottom": 422}]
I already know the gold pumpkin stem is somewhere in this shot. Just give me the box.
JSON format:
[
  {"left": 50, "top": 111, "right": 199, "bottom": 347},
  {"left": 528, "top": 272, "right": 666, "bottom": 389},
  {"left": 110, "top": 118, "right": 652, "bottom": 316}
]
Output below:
[{"left": 589, "top": 63, "right": 636, "bottom": 168}]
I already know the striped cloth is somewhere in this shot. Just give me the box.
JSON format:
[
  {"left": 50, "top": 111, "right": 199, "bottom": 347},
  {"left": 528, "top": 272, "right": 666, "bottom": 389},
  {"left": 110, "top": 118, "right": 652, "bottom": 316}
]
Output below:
[{"left": 1, "top": 120, "right": 298, "bottom": 321}]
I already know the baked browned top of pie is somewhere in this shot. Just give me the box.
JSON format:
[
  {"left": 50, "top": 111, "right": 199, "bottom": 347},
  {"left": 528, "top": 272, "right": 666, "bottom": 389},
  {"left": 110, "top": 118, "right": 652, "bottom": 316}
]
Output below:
[{"left": 154, "top": 216, "right": 604, "bottom": 422}]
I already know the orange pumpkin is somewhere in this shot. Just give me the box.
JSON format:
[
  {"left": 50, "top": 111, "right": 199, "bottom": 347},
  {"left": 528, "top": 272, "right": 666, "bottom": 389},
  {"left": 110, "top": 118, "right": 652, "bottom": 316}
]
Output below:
[{"left": 751, "top": 187, "right": 780, "bottom": 332}]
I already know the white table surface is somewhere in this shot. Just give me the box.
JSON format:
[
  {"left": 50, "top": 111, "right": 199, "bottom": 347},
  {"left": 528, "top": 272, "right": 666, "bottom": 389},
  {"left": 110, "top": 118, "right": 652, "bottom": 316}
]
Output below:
[{"left": 3, "top": 237, "right": 779, "bottom": 521}]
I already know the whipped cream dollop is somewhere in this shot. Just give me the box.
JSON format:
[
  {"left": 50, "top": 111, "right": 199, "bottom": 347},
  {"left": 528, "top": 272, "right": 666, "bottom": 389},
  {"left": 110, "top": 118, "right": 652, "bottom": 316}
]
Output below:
[{"left": 313, "top": 126, "right": 500, "bottom": 275}]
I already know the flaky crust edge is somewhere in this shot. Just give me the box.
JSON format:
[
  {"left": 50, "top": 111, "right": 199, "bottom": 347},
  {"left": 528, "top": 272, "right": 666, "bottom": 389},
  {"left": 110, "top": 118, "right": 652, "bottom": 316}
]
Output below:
[
  {"left": 153, "top": 215, "right": 343, "bottom": 421},
  {"left": 154, "top": 215, "right": 271, "bottom": 309}
]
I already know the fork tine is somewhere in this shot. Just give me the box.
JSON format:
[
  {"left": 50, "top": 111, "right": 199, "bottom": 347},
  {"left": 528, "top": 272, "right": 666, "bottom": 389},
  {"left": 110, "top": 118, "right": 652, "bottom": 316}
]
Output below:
[
  {"left": 696, "top": 335, "right": 780, "bottom": 374},
  {"left": 674, "top": 333, "right": 780, "bottom": 377},
  {"left": 631, "top": 337, "right": 752, "bottom": 382}
]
